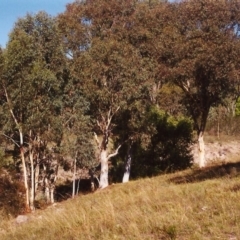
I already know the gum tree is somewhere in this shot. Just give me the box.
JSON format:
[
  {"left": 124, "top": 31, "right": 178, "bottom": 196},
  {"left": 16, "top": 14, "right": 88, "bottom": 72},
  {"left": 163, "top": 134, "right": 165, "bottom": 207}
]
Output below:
[
  {"left": 58, "top": 0, "right": 147, "bottom": 188},
  {"left": 1, "top": 12, "right": 65, "bottom": 210},
  {"left": 166, "top": 0, "right": 240, "bottom": 167}
]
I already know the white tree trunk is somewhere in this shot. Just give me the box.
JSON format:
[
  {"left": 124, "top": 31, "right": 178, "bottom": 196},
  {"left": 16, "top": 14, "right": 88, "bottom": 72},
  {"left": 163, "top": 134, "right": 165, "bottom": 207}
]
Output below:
[
  {"left": 76, "top": 178, "right": 81, "bottom": 195},
  {"left": 122, "top": 172, "right": 130, "bottom": 183},
  {"left": 45, "top": 178, "right": 50, "bottom": 203},
  {"left": 72, "top": 158, "right": 76, "bottom": 198},
  {"left": 29, "top": 149, "right": 35, "bottom": 211},
  {"left": 89, "top": 169, "right": 95, "bottom": 192},
  {"left": 198, "top": 131, "right": 206, "bottom": 168},
  {"left": 94, "top": 107, "right": 121, "bottom": 189},
  {"left": 19, "top": 131, "right": 30, "bottom": 210},
  {"left": 35, "top": 161, "right": 40, "bottom": 194},
  {"left": 50, "top": 188, "right": 54, "bottom": 204},
  {"left": 122, "top": 145, "right": 132, "bottom": 183},
  {"left": 99, "top": 149, "right": 109, "bottom": 189}
]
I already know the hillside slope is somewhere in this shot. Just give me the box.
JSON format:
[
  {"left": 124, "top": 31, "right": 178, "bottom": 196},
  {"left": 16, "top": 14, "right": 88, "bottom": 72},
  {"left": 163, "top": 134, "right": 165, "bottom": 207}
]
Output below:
[{"left": 1, "top": 163, "right": 240, "bottom": 240}]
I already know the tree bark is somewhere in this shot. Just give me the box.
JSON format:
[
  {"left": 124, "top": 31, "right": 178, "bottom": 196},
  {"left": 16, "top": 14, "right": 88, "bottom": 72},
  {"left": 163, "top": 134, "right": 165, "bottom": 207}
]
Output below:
[
  {"left": 19, "top": 131, "right": 30, "bottom": 211},
  {"left": 29, "top": 149, "right": 35, "bottom": 211},
  {"left": 35, "top": 160, "right": 40, "bottom": 195},
  {"left": 89, "top": 169, "right": 95, "bottom": 192},
  {"left": 98, "top": 140, "right": 122, "bottom": 189},
  {"left": 122, "top": 143, "right": 132, "bottom": 183},
  {"left": 96, "top": 107, "right": 121, "bottom": 189},
  {"left": 50, "top": 187, "right": 55, "bottom": 204},
  {"left": 198, "top": 131, "right": 205, "bottom": 168},
  {"left": 99, "top": 149, "right": 109, "bottom": 189},
  {"left": 76, "top": 177, "right": 81, "bottom": 195},
  {"left": 72, "top": 158, "right": 76, "bottom": 198},
  {"left": 45, "top": 178, "right": 50, "bottom": 203}
]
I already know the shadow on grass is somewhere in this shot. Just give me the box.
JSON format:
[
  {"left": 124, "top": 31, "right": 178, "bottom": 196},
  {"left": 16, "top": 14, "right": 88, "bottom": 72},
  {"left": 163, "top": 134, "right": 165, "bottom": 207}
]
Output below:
[
  {"left": 169, "top": 161, "right": 240, "bottom": 184},
  {"left": 55, "top": 178, "right": 98, "bottom": 202}
]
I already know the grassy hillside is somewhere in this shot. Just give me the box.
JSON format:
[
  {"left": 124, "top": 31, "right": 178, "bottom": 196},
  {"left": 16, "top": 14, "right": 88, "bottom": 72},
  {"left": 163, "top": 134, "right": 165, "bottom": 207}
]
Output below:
[{"left": 1, "top": 163, "right": 240, "bottom": 240}]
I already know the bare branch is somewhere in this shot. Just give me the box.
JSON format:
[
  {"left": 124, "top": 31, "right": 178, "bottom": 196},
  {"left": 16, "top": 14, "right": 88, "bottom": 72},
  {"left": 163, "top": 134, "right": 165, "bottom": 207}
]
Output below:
[
  {"left": 2, "top": 133, "right": 20, "bottom": 148},
  {"left": 106, "top": 108, "right": 112, "bottom": 130},
  {"left": 64, "top": 115, "right": 75, "bottom": 127},
  {"left": 97, "top": 119, "right": 105, "bottom": 133},
  {"left": 113, "top": 106, "right": 120, "bottom": 115},
  {"left": 94, "top": 132, "right": 101, "bottom": 149},
  {"left": 2, "top": 83, "right": 20, "bottom": 128},
  {"left": 106, "top": 106, "right": 120, "bottom": 130},
  {"left": 107, "top": 144, "right": 122, "bottom": 160},
  {"left": 107, "top": 107, "right": 112, "bottom": 121},
  {"left": 100, "top": 113, "right": 106, "bottom": 125},
  {"left": 182, "top": 81, "right": 190, "bottom": 92},
  {"left": 95, "top": 175, "right": 100, "bottom": 184},
  {"left": 96, "top": 120, "right": 101, "bottom": 128}
]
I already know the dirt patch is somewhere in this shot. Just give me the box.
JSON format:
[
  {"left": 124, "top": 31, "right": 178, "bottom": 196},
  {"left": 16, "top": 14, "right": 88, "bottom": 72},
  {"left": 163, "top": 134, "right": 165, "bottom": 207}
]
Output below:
[{"left": 192, "top": 140, "right": 240, "bottom": 165}]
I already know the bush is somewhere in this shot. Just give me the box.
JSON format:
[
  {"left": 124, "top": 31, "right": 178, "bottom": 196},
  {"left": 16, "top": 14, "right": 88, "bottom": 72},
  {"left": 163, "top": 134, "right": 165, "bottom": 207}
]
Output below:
[
  {"left": 110, "top": 107, "right": 194, "bottom": 181},
  {"left": 0, "top": 169, "right": 25, "bottom": 217},
  {"left": 132, "top": 108, "right": 193, "bottom": 178}
]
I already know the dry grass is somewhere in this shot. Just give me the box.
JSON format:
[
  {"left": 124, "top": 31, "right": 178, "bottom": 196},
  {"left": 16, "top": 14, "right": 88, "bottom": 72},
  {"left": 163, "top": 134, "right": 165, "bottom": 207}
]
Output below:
[{"left": 1, "top": 164, "right": 240, "bottom": 240}]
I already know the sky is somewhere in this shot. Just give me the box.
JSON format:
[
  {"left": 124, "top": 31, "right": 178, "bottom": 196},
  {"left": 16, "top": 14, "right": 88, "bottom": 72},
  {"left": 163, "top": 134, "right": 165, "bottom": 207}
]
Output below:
[{"left": 0, "top": 0, "right": 74, "bottom": 48}]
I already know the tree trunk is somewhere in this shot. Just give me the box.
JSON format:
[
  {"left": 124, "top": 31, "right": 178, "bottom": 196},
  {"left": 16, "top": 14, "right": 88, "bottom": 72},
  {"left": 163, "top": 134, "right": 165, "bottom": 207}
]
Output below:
[
  {"left": 198, "top": 131, "right": 206, "bottom": 168},
  {"left": 98, "top": 139, "right": 121, "bottom": 189},
  {"left": 95, "top": 108, "right": 121, "bottom": 189},
  {"left": 35, "top": 160, "right": 40, "bottom": 194},
  {"left": 45, "top": 178, "right": 50, "bottom": 203},
  {"left": 89, "top": 169, "right": 95, "bottom": 192},
  {"left": 76, "top": 177, "right": 81, "bottom": 195},
  {"left": 29, "top": 149, "right": 35, "bottom": 211},
  {"left": 50, "top": 187, "right": 54, "bottom": 204},
  {"left": 19, "top": 131, "right": 30, "bottom": 211},
  {"left": 99, "top": 149, "right": 108, "bottom": 189},
  {"left": 4, "top": 87, "right": 30, "bottom": 210},
  {"left": 72, "top": 158, "right": 76, "bottom": 198},
  {"left": 122, "top": 143, "right": 132, "bottom": 183}
]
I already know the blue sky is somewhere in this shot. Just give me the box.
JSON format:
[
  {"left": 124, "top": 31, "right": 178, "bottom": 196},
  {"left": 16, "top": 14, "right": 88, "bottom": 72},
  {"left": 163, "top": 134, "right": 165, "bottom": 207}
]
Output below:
[{"left": 0, "top": 0, "right": 74, "bottom": 48}]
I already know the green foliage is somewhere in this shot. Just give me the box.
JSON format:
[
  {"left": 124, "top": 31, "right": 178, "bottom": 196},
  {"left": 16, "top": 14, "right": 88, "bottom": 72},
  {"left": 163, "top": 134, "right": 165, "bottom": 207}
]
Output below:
[
  {"left": 111, "top": 107, "right": 193, "bottom": 182},
  {"left": 167, "top": 0, "right": 240, "bottom": 134},
  {"left": 0, "top": 11, "right": 69, "bottom": 209},
  {"left": 1, "top": 11, "right": 65, "bottom": 142},
  {"left": 60, "top": 93, "right": 97, "bottom": 170},
  {"left": 131, "top": 108, "right": 193, "bottom": 178},
  {"left": 235, "top": 98, "right": 240, "bottom": 116}
]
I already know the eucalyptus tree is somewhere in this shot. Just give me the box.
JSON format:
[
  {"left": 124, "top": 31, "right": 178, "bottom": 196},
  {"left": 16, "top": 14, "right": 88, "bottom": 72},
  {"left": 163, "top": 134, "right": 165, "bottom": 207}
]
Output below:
[
  {"left": 60, "top": 82, "right": 97, "bottom": 196},
  {"left": 165, "top": 0, "right": 240, "bottom": 167},
  {"left": 58, "top": 0, "right": 148, "bottom": 188},
  {"left": 115, "top": 1, "right": 178, "bottom": 181},
  {"left": 1, "top": 12, "right": 66, "bottom": 210}
]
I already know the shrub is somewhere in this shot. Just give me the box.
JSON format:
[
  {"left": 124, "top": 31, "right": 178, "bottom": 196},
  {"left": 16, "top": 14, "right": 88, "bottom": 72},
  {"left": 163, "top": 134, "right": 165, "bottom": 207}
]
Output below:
[
  {"left": 0, "top": 169, "right": 25, "bottom": 217},
  {"left": 111, "top": 107, "right": 194, "bottom": 181}
]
